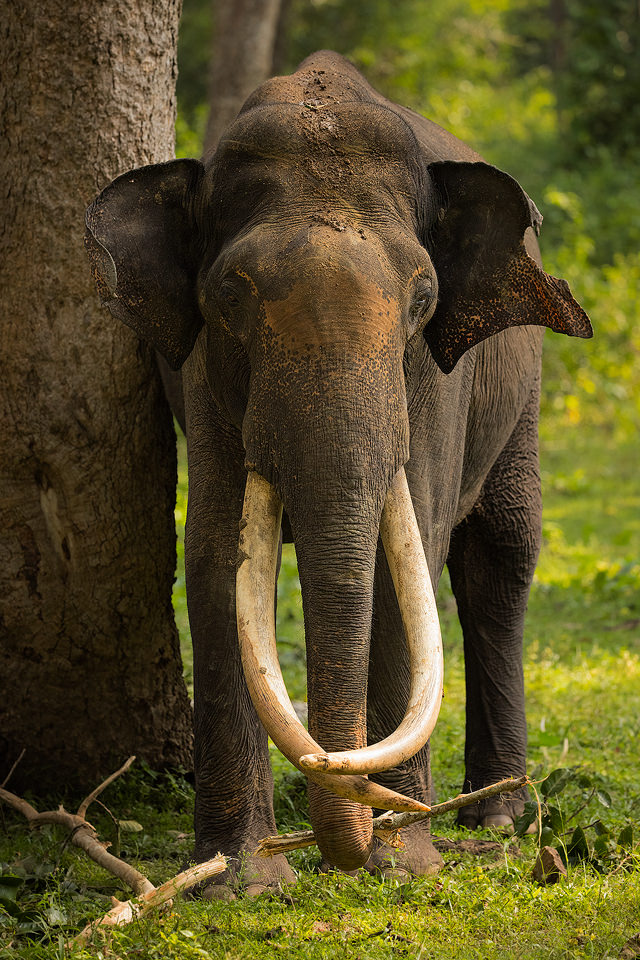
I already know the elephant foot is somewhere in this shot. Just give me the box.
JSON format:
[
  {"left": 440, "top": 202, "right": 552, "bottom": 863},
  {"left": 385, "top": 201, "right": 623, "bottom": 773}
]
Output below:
[
  {"left": 320, "top": 822, "right": 443, "bottom": 880},
  {"left": 191, "top": 848, "right": 296, "bottom": 900},
  {"left": 456, "top": 783, "right": 530, "bottom": 832},
  {"left": 365, "top": 823, "right": 443, "bottom": 878}
]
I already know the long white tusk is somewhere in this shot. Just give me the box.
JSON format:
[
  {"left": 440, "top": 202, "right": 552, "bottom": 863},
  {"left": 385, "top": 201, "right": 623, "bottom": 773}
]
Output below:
[
  {"left": 298, "top": 467, "right": 444, "bottom": 775},
  {"left": 236, "top": 470, "right": 429, "bottom": 813}
]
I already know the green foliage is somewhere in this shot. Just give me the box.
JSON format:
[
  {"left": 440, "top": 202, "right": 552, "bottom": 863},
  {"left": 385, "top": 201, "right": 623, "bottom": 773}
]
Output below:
[
  {"left": 515, "top": 767, "right": 638, "bottom": 873},
  {"left": 176, "top": 0, "right": 212, "bottom": 121},
  {"left": 540, "top": 250, "right": 640, "bottom": 442},
  {"left": 175, "top": 104, "right": 209, "bottom": 160},
  {"left": 507, "top": 0, "right": 640, "bottom": 159},
  {"left": 281, "top": 0, "right": 514, "bottom": 103},
  {"left": 562, "top": 0, "right": 640, "bottom": 157}
]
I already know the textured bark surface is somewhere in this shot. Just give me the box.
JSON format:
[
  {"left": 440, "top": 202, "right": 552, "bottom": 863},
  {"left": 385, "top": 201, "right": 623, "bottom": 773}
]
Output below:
[
  {"left": 0, "top": 0, "right": 192, "bottom": 790},
  {"left": 204, "top": 0, "right": 282, "bottom": 154}
]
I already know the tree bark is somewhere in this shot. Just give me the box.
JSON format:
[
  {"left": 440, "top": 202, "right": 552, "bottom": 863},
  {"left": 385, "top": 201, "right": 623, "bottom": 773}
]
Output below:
[
  {"left": 204, "top": 0, "right": 283, "bottom": 155},
  {"left": 0, "top": 0, "right": 192, "bottom": 791}
]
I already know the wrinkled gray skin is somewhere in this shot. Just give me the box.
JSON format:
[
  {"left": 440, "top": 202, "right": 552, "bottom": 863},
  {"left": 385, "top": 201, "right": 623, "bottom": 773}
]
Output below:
[{"left": 86, "top": 52, "right": 591, "bottom": 893}]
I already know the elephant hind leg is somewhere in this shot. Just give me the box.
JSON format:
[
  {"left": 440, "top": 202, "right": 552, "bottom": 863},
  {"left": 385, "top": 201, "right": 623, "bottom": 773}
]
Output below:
[{"left": 448, "top": 381, "right": 542, "bottom": 830}]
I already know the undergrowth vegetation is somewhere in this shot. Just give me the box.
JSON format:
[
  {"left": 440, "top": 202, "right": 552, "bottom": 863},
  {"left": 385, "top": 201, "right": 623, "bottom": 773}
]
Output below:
[{"left": 2, "top": 0, "right": 639, "bottom": 956}]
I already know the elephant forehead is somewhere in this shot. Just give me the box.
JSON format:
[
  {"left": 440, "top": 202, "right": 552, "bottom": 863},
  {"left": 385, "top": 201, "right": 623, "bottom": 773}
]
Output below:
[
  {"left": 260, "top": 270, "right": 401, "bottom": 352},
  {"left": 203, "top": 102, "right": 426, "bottom": 234},
  {"left": 215, "top": 100, "right": 422, "bottom": 165}
]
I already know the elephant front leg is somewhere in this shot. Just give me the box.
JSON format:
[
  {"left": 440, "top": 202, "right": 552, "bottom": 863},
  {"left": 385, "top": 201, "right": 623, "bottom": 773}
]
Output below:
[
  {"left": 185, "top": 431, "right": 295, "bottom": 896},
  {"left": 447, "top": 388, "right": 542, "bottom": 830}
]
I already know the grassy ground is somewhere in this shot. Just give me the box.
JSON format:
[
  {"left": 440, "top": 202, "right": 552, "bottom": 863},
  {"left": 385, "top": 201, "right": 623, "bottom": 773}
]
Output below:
[{"left": 1, "top": 412, "right": 638, "bottom": 958}]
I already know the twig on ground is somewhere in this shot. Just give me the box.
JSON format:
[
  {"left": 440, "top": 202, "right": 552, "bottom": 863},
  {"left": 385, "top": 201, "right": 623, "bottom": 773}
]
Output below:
[
  {"left": 70, "top": 855, "right": 227, "bottom": 947},
  {"left": 1, "top": 748, "right": 26, "bottom": 789},
  {"left": 254, "top": 775, "right": 530, "bottom": 857},
  {"left": 0, "top": 757, "right": 227, "bottom": 947},
  {"left": 374, "top": 775, "right": 529, "bottom": 832},
  {"left": 77, "top": 754, "right": 136, "bottom": 819}
]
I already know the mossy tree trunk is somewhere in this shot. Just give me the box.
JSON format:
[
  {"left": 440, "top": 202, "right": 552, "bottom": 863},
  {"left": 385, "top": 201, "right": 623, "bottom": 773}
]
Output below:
[{"left": 0, "top": 0, "right": 192, "bottom": 791}]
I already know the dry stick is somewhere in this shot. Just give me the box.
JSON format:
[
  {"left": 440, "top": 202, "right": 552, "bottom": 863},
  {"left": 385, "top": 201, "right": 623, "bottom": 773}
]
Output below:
[
  {"left": 70, "top": 855, "right": 227, "bottom": 947},
  {"left": 0, "top": 784, "right": 154, "bottom": 896},
  {"left": 77, "top": 754, "right": 136, "bottom": 820},
  {"left": 375, "top": 775, "right": 530, "bottom": 832},
  {"left": 255, "top": 775, "right": 529, "bottom": 857},
  {"left": 1, "top": 747, "right": 26, "bottom": 789},
  {"left": 0, "top": 761, "right": 227, "bottom": 948}
]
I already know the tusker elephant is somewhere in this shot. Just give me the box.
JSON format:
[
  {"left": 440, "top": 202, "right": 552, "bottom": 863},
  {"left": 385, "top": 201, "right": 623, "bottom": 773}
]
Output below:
[{"left": 85, "top": 51, "right": 592, "bottom": 892}]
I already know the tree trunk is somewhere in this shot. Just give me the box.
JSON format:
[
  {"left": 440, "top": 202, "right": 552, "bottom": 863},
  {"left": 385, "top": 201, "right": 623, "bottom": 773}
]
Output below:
[
  {"left": 0, "top": 0, "right": 192, "bottom": 792},
  {"left": 204, "top": 0, "right": 283, "bottom": 155}
]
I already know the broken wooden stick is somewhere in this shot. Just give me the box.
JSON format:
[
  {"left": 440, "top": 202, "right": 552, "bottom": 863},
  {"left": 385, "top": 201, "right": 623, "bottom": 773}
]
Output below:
[
  {"left": 70, "top": 855, "right": 227, "bottom": 947},
  {"left": 0, "top": 756, "right": 227, "bottom": 947},
  {"left": 1, "top": 747, "right": 26, "bottom": 789},
  {"left": 77, "top": 754, "right": 136, "bottom": 820},
  {"left": 0, "top": 756, "right": 154, "bottom": 895},
  {"left": 254, "top": 775, "right": 529, "bottom": 857}
]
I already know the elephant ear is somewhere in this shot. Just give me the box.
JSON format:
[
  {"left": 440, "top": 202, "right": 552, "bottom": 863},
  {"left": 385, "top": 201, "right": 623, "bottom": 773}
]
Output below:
[
  {"left": 424, "top": 161, "right": 592, "bottom": 373},
  {"left": 85, "top": 159, "right": 205, "bottom": 370}
]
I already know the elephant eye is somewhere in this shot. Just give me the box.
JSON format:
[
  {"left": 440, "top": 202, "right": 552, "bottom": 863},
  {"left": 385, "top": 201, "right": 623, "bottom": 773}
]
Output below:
[
  {"left": 408, "top": 277, "right": 435, "bottom": 332},
  {"left": 219, "top": 279, "right": 242, "bottom": 310}
]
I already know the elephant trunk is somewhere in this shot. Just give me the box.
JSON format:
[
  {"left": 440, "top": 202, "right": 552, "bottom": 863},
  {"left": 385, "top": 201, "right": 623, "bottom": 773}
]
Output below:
[
  {"left": 291, "top": 489, "right": 379, "bottom": 869},
  {"left": 236, "top": 469, "right": 444, "bottom": 871}
]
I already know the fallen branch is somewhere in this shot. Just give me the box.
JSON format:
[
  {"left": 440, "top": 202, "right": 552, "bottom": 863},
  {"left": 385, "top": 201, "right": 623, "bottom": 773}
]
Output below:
[
  {"left": 77, "top": 754, "right": 136, "bottom": 820},
  {"left": 254, "top": 775, "right": 529, "bottom": 857},
  {"left": 375, "top": 775, "right": 530, "bottom": 832},
  {"left": 0, "top": 757, "right": 227, "bottom": 948},
  {"left": 0, "top": 757, "right": 152, "bottom": 896},
  {"left": 1, "top": 747, "right": 26, "bottom": 789},
  {"left": 70, "top": 855, "right": 227, "bottom": 947}
]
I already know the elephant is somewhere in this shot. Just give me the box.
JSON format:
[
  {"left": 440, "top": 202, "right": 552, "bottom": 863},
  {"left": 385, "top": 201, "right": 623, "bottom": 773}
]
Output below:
[{"left": 85, "top": 51, "right": 592, "bottom": 893}]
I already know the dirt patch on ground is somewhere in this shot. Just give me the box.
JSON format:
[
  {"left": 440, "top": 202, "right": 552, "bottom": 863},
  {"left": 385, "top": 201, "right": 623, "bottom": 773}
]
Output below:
[{"left": 433, "top": 837, "right": 522, "bottom": 859}]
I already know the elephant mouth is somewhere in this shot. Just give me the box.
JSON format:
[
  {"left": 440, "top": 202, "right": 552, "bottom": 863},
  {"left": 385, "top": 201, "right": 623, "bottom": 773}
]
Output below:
[{"left": 235, "top": 467, "right": 444, "bottom": 814}]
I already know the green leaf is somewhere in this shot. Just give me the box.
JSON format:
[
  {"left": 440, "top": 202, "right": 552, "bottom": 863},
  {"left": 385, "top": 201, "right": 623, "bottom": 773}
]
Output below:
[
  {"left": 596, "top": 789, "right": 612, "bottom": 808},
  {"left": 118, "top": 820, "right": 144, "bottom": 833},
  {"left": 540, "top": 825, "right": 555, "bottom": 846},
  {"left": 618, "top": 825, "right": 634, "bottom": 850},
  {"left": 568, "top": 825, "right": 591, "bottom": 861},
  {"left": 46, "top": 904, "right": 68, "bottom": 926},
  {"left": 514, "top": 802, "right": 538, "bottom": 837},
  {"left": 593, "top": 834, "right": 612, "bottom": 858},
  {"left": 0, "top": 876, "right": 23, "bottom": 901},
  {"left": 575, "top": 773, "right": 595, "bottom": 790},
  {"left": 0, "top": 897, "right": 22, "bottom": 918},
  {"left": 546, "top": 805, "right": 565, "bottom": 836},
  {"left": 593, "top": 819, "right": 610, "bottom": 837},
  {"left": 541, "top": 768, "right": 574, "bottom": 797}
]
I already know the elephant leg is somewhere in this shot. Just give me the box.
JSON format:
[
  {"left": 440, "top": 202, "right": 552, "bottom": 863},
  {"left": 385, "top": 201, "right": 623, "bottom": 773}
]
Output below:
[
  {"left": 362, "top": 546, "right": 443, "bottom": 877},
  {"left": 447, "top": 382, "right": 542, "bottom": 829},
  {"left": 184, "top": 406, "right": 294, "bottom": 895}
]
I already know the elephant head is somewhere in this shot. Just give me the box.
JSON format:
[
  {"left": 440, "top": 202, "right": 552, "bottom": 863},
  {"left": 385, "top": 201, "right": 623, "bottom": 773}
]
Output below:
[{"left": 86, "top": 91, "right": 591, "bottom": 870}]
